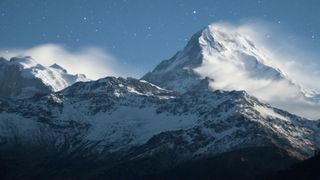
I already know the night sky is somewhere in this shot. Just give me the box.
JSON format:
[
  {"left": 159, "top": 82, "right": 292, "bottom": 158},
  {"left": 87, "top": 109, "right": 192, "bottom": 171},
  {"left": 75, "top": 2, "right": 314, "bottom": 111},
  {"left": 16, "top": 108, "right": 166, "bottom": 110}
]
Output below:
[{"left": 0, "top": 0, "right": 319, "bottom": 75}]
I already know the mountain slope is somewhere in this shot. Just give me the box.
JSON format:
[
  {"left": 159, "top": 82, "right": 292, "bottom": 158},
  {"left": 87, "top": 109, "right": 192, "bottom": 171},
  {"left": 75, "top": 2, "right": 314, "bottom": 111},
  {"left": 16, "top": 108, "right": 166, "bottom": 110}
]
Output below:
[
  {"left": 142, "top": 23, "right": 320, "bottom": 119},
  {"left": 0, "top": 56, "right": 88, "bottom": 99},
  {"left": 142, "top": 24, "right": 286, "bottom": 91},
  {"left": 0, "top": 76, "right": 319, "bottom": 179},
  {"left": 0, "top": 77, "right": 319, "bottom": 156}
]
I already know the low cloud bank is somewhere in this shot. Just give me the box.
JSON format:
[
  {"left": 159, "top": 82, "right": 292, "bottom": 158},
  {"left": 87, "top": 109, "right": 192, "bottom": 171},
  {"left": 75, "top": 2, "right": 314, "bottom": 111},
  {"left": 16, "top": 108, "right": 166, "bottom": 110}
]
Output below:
[{"left": 0, "top": 44, "right": 134, "bottom": 80}]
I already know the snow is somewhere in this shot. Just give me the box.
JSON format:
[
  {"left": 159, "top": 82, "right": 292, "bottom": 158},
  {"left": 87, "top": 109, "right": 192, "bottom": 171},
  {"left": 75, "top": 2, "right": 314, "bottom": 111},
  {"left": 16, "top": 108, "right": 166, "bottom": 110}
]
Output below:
[
  {"left": 5, "top": 56, "right": 90, "bottom": 91},
  {"left": 142, "top": 23, "right": 320, "bottom": 119},
  {"left": 1, "top": 25, "right": 320, "bottom": 160},
  {"left": 194, "top": 126, "right": 246, "bottom": 155},
  {"left": 0, "top": 113, "right": 40, "bottom": 142},
  {"left": 50, "top": 63, "right": 67, "bottom": 73},
  {"left": 84, "top": 106, "right": 197, "bottom": 148},
  {"left": 113, "top": 89, "right": 122, "bottom": 97},
  {"left": 0, "top": 75, "right": 318, "bottom": 158},
  {"left": 9, "top": 56, "right": 38, "bottom": 68},
  {"left": 127, "top": 86, "right": 145, "bottom": 96},
  {"left": 139, "top": 79, "right": 167, "bottom": 90},
  {"left": 254, "top": 105, "right": 289, "bottom": 121}
]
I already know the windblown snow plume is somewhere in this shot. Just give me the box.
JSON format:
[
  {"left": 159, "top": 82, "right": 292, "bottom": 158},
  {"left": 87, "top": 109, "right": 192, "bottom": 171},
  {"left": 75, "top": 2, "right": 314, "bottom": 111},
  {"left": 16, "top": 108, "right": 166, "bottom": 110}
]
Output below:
[{"left": 143, "top": 22, "right": 320, "bottom": 119}]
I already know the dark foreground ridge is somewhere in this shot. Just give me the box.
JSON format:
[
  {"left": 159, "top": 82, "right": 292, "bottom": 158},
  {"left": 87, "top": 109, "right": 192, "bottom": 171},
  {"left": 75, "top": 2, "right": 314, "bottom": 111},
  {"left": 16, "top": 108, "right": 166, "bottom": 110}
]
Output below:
[
  {"left": 0, "top": 146, "right": 298, "bottom": 180},
  {"left": 267, "top": 151, "right": 320, "bottom": 180}
]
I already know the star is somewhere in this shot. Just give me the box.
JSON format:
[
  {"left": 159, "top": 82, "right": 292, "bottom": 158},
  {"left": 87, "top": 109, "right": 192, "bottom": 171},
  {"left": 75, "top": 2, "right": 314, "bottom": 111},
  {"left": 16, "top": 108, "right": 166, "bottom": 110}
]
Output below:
[
  {"left": 312, "top": 35, "right": 315, "bottom": 39},
  {"left": 83, "top": 17, "right": 87, "bottom": 21},
  {"left": 192, "top": 10, "right": 197, "bottom": 14},
  {"left": 147, "top": 26, "right": 151, "bottom": 30}
]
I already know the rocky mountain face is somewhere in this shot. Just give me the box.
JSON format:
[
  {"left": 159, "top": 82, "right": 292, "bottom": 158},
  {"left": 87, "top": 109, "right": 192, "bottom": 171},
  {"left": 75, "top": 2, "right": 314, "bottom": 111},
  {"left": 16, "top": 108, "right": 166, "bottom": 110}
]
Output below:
[
  {"left": 0, "top": 76, "right": 319, "bottom": 179},
  {"left": 0, "top": 56, "right": 88, "bottom": 99}
]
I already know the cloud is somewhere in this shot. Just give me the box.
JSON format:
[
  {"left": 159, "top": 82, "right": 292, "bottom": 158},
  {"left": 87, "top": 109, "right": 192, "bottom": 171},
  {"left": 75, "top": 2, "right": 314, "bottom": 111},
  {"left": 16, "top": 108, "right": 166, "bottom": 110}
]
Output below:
[
  {"left": 0, "top": 44, "right": 134, "bottom": 80},
  {"left": 0, "top": 22, "right": 319, "bottom": 119},
  {"left": 237, "top": 21, "right": 320, "bottom": 93},
  {"left": 194, "top": 22, "right": 320, "bottom": 119}
]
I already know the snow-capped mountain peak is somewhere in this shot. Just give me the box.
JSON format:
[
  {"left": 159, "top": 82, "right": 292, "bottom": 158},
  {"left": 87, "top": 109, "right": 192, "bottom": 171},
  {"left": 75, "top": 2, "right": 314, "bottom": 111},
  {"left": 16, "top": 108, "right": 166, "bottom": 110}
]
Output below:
[
  {"left": 9, "top": 56, "right": 39, "bottom": 69},
  {"left": 0, "top": 56, "right": 89, "bottom": 99},
  {"left": 143, "top": 24, "right": 285, "bottom": 89},
  {"left": 49, "top": 63, "right": 68, "bottom": 73},
  {"left": 143, "top": 23, "right": 320, "bottom": 119}
]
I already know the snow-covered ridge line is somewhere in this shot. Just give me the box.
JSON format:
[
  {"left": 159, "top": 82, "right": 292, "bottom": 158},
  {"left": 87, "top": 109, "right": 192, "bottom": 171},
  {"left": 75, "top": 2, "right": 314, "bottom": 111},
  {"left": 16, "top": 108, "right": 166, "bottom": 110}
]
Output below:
[
  {"left": 0, "top": 56, "right": 90, "bottom": 99},
  {"left": 9, "top": 56, "right": 89, "bottom": 91},
  {"left": 0, "top": 76, "right": 319, "bottom": 159}
]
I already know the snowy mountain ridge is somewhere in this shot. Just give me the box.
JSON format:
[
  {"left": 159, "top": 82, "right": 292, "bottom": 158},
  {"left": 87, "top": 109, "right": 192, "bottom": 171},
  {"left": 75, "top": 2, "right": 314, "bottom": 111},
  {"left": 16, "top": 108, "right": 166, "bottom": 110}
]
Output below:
[
  {"left": 144, "top": 24, "right": 286, "bottom": 90},
  {"left": 143, "top": 23, "right": 320, "bottom": 119},
  {"left": 0, "top": 76, "right": 319, "bottom": 159},
  {"left": 0, "top": 56, "right": 89, "bottom": 99}
]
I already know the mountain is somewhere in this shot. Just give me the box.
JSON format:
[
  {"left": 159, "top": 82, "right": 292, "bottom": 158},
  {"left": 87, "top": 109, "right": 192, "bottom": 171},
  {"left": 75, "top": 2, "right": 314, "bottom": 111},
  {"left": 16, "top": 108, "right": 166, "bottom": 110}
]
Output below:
[
  {"left": 0, "top": 56, "right": 88, "bottom": 99},
  {"left": 0, "top": 24, "right": 320, "bottom": 179},
  {"left": 142, "top": 23, "right": 285, "bottom": 91},
  {"left": 142, "top": 23, "right": 320, "bottom": 119},
  {"left": 0, "top": 76, "right": 319, "bottom": 179}
]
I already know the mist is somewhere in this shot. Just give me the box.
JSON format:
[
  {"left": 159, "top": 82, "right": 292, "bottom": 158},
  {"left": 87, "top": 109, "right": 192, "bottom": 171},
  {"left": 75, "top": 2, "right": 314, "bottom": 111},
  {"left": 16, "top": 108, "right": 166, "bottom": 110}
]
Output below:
[
  {"left": 194, "top": 22, "right": 320, "bottom": 119},
  {"left": 0, "top": 44, "right": 136, "bottom": 80}
]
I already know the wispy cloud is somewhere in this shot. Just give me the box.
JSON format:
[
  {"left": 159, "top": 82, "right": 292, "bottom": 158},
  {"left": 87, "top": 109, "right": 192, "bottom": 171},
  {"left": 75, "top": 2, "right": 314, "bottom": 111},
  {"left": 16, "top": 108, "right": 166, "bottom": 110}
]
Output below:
[
  {"left": 0, "top": 22, "right": 319, "bottom": 119},
  {"left": 194, "top": 21, "right": 320, "bottom": 119},
  {"left": 0, "top": 44, "right": 136, "bottom": 80},
  {"left": 238, "top": 20, "right": 320, "bottom": 93}
]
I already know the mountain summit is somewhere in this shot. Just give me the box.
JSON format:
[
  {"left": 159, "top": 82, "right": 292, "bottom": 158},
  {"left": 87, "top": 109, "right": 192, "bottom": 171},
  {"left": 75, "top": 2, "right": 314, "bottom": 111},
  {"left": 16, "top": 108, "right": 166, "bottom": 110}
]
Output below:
[
  {"left": 143, "top": 24, "right": 284, "bottom": 91},
  {"left": 143, "top": 23, "right": 320, "bottom": 119},
  {"left": 0, "top": 56, "right": 89, "bottom": 99}
]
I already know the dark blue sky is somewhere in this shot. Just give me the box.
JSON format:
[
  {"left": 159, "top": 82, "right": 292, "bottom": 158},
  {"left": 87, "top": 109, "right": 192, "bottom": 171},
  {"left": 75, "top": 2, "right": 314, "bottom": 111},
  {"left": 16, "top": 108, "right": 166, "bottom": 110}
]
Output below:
[{"left": 0, "top": 0, "right": 319, "bottom": 73}]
